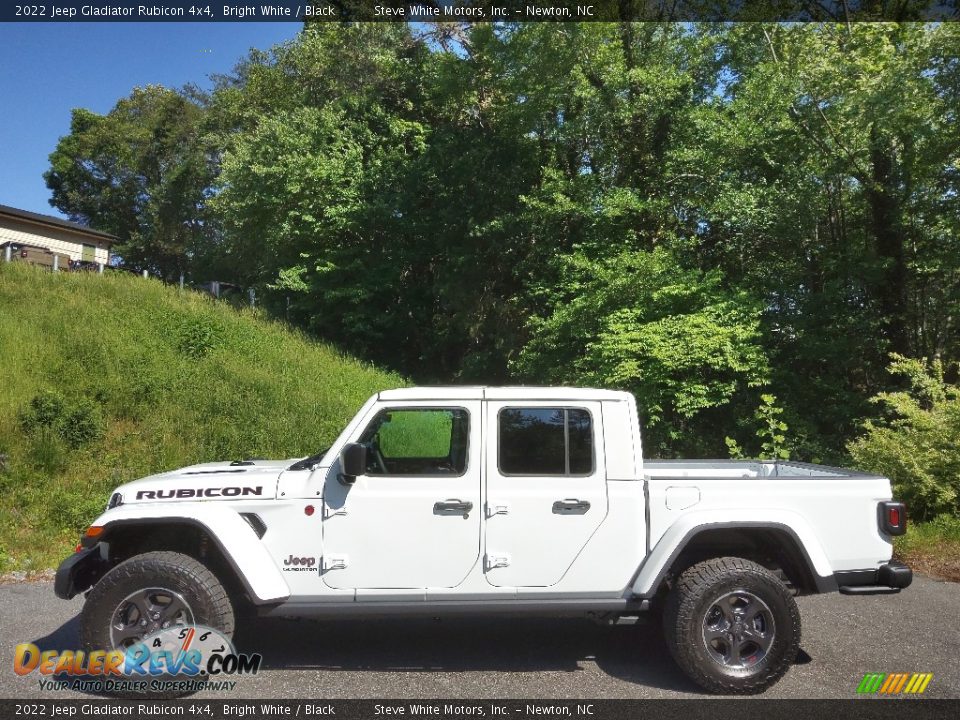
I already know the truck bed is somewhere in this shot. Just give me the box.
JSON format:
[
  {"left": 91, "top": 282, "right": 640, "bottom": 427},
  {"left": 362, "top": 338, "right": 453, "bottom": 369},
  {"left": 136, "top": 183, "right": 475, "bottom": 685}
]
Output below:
[
  {"left": 643, "top": 459, "right": 878, "bottom": 480},
  {"left": 640, "top": 459, "right": 893, "bottom": 584}
]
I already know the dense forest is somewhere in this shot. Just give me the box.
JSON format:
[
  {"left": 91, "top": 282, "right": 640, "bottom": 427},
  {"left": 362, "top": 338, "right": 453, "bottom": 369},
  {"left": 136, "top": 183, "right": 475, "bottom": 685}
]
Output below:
[{"left": 43, "top": 23, "right": 960, "bottom": 517}]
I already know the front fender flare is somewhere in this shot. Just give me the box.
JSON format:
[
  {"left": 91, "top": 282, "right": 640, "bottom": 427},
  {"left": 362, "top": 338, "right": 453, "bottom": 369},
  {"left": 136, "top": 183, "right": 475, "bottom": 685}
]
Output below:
[{"left": 89, "top": 503, "right": 289, "bottom": 604}]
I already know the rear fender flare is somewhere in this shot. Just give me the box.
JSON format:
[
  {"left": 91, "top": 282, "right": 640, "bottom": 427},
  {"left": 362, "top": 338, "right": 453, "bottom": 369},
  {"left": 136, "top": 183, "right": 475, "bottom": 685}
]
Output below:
[{"left": 631, "top": 511, "right": 835, "bottom": 597}]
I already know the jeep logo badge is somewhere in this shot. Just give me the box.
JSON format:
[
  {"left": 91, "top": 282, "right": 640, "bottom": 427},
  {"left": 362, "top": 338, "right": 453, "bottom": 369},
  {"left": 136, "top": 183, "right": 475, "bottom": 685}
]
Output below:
[{"left": 283, "top": 555, "right": 317, "bottom": 571}]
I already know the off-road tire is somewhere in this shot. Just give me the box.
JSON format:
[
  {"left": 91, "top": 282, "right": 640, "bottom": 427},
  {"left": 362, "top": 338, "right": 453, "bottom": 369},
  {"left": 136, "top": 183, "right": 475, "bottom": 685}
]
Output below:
[
  {"left": 81, "top": 550, "right": 234, "bottom": 661},
  {"left": 662, "top": 557, "right": 801, "bottom": 694}
]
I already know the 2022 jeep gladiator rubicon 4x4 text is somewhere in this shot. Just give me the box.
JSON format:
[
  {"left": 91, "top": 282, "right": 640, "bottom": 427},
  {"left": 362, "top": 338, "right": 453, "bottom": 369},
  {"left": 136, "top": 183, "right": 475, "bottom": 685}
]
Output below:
[{"left": 56, "top": 387, "right": 912, "bottom": 693}]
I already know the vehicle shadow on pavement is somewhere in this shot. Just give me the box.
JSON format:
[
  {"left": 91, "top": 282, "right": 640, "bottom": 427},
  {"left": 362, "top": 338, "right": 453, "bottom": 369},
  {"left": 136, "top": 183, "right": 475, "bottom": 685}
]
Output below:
[
  {"left": 29, "top": 613, "right": 81, "bottom": 653},
  {"left": 232, "top": 616, "right": 702, "bottom": 693},
  {"left": 28, "top": 612, "right": 813, "bottom": 695},
  {"left": 25, "top": 615, "right": 108, "bottom": 698}
]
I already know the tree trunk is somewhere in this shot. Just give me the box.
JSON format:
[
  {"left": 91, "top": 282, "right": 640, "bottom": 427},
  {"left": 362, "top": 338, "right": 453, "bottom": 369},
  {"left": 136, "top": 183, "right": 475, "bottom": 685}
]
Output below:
[{"left": 866, "top": 125, "right": 910, "bottom": 356}]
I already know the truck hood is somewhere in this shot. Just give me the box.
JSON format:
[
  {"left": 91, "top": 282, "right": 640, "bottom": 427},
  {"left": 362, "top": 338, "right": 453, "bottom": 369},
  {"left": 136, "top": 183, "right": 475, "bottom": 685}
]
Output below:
[{"left": 114, "top": 459, "right": 298, "bottom": 504}]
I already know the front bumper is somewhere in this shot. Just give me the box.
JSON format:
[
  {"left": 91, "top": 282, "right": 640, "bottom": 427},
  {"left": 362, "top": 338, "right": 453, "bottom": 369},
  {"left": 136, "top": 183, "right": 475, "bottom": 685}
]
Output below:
[
  {"left": 837, "top": 561, "right": 913, "bottom": 596},
  {"left": 54, "top": 545, "right": 107, "bottom": 599}
]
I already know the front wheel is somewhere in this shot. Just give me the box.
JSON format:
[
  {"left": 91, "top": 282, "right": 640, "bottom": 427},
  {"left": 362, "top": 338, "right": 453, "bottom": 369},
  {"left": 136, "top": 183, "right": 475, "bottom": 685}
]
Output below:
[
  {"left": 662, "top": 557, "right": 801, "bottom": 694},
  {"left": 81, "top": 551, "right": 234, "bottom": 657}
]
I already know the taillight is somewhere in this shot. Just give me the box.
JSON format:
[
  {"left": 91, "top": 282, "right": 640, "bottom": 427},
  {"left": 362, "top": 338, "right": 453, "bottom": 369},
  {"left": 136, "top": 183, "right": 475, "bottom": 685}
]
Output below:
[{"left": 879, "top": 501, "right": 907, "bottom": 536}]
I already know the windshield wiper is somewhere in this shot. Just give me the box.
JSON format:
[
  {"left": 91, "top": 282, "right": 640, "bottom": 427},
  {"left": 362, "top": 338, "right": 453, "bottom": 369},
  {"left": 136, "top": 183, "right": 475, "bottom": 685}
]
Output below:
[{"left": 288, "top": 447, "right": 330, "bottom": 472}]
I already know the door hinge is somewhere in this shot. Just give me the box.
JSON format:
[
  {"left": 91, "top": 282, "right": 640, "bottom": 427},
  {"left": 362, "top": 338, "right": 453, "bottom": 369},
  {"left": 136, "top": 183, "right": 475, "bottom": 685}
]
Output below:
[
  {"left": 485, "top": 553, "right": 510, "bottom": 570},
  {"left": 485, "top": 503, "right": 509, "bottom": 518},
  {"left": 322, "top": 555, "right": 348, "bottom": 571},
  {"left": 323, "top": 505, "right": 348, "bottom": 519}
]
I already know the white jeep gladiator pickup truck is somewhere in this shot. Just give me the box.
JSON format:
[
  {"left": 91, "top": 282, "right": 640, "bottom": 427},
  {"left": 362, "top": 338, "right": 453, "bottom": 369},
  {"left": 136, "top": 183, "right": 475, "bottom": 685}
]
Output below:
[{"left": 56, "top": 386, "right": 911, "bottom": 693}]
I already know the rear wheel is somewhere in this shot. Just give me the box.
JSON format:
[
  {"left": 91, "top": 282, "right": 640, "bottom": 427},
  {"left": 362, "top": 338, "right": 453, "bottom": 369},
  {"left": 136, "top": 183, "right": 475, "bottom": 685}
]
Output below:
[{"left": 662, "top": 557, "right": 801, "bottom": 694}]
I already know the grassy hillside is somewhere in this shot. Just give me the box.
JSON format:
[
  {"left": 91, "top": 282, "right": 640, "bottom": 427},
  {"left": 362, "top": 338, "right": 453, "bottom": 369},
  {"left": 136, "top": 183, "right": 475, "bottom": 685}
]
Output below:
[{"left": 0, "top": 263, "right": 403, "bottom": 573}]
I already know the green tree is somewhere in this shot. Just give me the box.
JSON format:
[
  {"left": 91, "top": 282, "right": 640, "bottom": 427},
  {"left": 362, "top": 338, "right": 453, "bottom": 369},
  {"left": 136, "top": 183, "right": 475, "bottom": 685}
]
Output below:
[
  {"left": 209, "top": 25, "right": 436, "bottom": 369},
  {"left": 675, "top": 23, "right": 960, "bottom": 459},
  {"left": 514, "top": 248, "right": 770, "bottom": 456},
  {"left": 209, "top": 23, "right": 718, "bottom": 385},
  {"left": 46, "top": 85, "right": 216, "bottom": 279},
  {"left": 169, "top": 21, "right": 960, "bottom": 464}
]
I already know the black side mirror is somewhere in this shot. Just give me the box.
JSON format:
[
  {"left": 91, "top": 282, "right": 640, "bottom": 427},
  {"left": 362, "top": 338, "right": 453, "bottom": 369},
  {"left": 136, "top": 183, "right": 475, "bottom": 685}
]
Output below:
[{"left": 339, "top": 443, "right": 366, "bottom": 484}]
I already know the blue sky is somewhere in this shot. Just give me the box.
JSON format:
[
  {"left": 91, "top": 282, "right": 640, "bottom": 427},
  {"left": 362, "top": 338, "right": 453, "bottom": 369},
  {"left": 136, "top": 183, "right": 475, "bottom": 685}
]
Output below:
[{"left": 0, "top": 22, "right": 301, "bottom": 218}]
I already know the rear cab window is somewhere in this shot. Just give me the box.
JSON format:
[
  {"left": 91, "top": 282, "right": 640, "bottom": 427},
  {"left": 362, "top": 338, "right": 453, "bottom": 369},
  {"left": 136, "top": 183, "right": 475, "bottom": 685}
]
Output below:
[{"left": 498, "top": 407, "right": 594, "bottom": 476}]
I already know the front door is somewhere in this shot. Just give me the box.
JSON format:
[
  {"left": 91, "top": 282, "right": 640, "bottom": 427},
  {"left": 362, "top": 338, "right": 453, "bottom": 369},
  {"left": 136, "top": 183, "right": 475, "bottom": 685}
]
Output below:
[
  {"left": 484, "top": 401, "right": 607, "bottom": 587},
  {"left": 322, "top": 401, "right": 482, "bottom": 589}
]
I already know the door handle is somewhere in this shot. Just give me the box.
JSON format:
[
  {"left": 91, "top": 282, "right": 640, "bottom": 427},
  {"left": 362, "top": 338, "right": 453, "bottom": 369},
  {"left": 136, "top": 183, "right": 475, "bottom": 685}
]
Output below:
[
  {"left": 434, "top": 499, "right": 474, "bottom": 516},
  {"left": 552, "top": 498, "right": 591, "bottom": 514}
]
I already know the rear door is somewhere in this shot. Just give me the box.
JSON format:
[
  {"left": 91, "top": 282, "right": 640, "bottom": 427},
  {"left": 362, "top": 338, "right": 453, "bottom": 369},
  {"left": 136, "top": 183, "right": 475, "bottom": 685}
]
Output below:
[
  {"left": 322, "top": 401, "right": 482, "bottom": 589},
  {"left": 484, "top": 401, "right": 607, "bottom": 587}
]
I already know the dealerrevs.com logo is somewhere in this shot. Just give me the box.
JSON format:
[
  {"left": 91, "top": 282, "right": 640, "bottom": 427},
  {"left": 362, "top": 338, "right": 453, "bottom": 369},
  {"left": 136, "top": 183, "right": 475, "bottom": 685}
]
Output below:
[{"left": 13, "top": 625, "right": 261, "bottom": 694}]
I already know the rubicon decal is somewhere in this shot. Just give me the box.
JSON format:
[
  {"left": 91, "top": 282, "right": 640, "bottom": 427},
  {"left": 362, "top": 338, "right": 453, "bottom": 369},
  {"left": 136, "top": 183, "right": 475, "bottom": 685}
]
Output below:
[
  {"left": 135, "top": 486, "right": 263, "bottom": 500},
  {"left": 857, "top": 672, "right": 933, "bottom": 695}
]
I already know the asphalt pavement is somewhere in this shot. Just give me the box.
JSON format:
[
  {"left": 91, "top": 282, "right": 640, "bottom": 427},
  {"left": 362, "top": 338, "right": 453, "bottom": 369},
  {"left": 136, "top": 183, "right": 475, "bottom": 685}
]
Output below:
[{"left": 1, "top": 575, "right": 958, "bottom": 699}]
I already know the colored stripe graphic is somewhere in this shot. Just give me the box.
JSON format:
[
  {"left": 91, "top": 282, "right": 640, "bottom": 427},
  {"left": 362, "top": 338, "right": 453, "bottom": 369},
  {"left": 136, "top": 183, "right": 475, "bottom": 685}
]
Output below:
[
  {"left": 879, "top": 674, "right": 897, "bottom": 693},
  {"left": 892, "top": 674, "right": 909, "bottom": 693},
  {"left": 858, "top": 673, "right": 933, "bottom": 694},
  {"left": 857, "top": 673, "right": 885, "bottom": 693}
]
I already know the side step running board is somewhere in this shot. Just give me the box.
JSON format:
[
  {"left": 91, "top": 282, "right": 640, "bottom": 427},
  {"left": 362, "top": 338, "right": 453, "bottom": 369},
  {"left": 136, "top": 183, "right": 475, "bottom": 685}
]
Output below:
[{"left": 839, "top": 585, "right": 901, "bottom": 596}]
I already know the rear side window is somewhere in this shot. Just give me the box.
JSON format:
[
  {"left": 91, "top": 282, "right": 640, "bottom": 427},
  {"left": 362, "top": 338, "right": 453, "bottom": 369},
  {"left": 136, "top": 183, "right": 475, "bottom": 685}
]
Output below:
[{"left": 498, "top": 407, "right": 594, "bottom": 476}]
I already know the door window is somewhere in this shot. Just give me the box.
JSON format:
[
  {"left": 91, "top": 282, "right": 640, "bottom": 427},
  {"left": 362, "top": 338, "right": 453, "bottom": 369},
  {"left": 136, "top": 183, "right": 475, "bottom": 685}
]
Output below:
[
  {"left": 358, "top": 407, "right": 469, "bottom": 476},
  {"left": 498, "top": 407, "right": 594, "bottom": 476}
]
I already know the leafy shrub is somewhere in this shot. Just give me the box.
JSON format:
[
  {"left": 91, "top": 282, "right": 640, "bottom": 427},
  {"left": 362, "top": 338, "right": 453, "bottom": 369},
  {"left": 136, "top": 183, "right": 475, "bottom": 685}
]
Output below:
[
  {"left": 848, "top": 355, "right": 960, "bottom": 521},
  {"left": 756, "top": 394, "right": 790, "bottom": 460},
  {"left": 17, "top": 391, "right": 67, "bottom": 433},
  {"left": 177, "top": 314, "right": 222, "bottom": 359},
  {"left": 724, "top": 394, "right": 791, "bottom": 460},
  {"left": 927, "top": 513, "right": 960, "bottom": 539},
  {"left": 60, "top": 398, "right": 106, "bottom": 448},
  {"left": 18, "top": 391, "right": 105, "bottom": 449}
]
